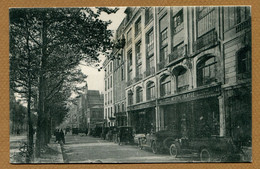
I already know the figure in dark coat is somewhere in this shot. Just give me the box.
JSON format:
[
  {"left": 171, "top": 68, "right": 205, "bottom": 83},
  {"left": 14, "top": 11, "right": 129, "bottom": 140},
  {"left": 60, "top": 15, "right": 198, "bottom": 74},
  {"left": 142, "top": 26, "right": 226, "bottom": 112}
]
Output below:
[{"left": 60, "top": 129, "right": 65, "bottom": 144}]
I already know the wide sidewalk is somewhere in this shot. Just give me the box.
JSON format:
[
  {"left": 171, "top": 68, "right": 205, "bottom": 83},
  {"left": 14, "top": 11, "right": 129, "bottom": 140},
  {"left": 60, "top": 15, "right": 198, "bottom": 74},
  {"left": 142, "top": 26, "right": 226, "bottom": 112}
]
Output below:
[{"left": 10, "top": 134, "right": 64, "bottom": 163}]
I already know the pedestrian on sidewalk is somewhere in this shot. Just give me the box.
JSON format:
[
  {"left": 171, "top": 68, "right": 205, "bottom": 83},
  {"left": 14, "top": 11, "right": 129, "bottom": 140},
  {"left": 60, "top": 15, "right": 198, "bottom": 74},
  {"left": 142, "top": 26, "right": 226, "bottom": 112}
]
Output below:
[
  {"left": 60, "top": 129, "right": 65, "bottom": 144},
  {"left": 55, "top": 129, "right": 60, "bottom": 143}
]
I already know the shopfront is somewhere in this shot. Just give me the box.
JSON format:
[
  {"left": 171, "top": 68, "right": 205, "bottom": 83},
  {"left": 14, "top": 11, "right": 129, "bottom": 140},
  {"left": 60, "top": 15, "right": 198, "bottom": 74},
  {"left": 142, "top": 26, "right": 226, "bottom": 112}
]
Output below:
[
  {"left": 158, "top": 84, "right": 221, "bottom": 138},
  {"left": 224, "top": 84, "right": 252, "bottom": 147},
  {"left": 127, "top": 101, "right": 156, "bottom": 134}
]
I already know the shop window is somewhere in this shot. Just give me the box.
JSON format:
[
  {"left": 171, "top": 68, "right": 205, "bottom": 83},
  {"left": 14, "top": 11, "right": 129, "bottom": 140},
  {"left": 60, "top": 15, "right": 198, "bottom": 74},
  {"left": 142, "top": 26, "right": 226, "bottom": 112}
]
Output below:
[
  {"left": 136, "top": 87, "right": 143, "bottom": 103},
  {"left": 147, "top": 82, "right": 155, "bottom": 100},
  {"left": 177, "top": 68, "right": 189, "bottom": 92},
  {"left": 160, "top": 75, "right": 171, "bottom": 96},
  {"left": 237, "top": 47, "right": 251, "bottom": 80},
  {"left": 197, "top": 56, "right": 217, "bottom": 87}
]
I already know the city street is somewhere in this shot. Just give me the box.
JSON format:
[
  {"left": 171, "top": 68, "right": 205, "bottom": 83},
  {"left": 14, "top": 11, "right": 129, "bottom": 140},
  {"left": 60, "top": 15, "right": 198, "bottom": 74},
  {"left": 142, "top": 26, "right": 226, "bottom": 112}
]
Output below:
[{"left": 61, "top": 134, "right": 198, "bottom": 163}]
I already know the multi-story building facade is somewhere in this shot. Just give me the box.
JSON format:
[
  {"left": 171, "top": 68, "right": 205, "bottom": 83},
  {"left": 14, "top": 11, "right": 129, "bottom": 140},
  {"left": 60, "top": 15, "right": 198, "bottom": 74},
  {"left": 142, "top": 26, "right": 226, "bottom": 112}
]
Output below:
[
  {"left": 108, "top": 7, "right": 251, "bottom": 147},
  {"left": 112, "top": 20, "right": 128, "bottom": 127},
  {"left": 103, "top": 57, "right": 115, "bottom": 126}
]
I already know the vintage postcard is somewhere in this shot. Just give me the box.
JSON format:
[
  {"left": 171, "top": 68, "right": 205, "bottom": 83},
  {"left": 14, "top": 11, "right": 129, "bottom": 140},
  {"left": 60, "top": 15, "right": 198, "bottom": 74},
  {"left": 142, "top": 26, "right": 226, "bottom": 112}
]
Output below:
[{"left": 9, "top": 6, "right": 252, "bottom": 164}]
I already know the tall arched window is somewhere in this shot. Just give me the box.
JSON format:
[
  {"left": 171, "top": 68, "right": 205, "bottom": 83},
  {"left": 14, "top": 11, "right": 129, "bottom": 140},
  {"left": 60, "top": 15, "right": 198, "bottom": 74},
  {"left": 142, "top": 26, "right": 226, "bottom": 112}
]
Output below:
[
  {"left": 147, "top": 81, "right": 155, "bottom": 100},
  {"left": 136, "top": 87, "right": 143, "bottom": 103},
  {"left": 237, "top": 47, "right": 251, "bottom": 80},
  {"left": 197, "top": 56, "right": 217, "bottom": 87},
  {"left": 160, "top": 75, "right": 171, "bottom": 96},
  {"left": 128, "top": 90, "right": 133, "bottom": 105}
]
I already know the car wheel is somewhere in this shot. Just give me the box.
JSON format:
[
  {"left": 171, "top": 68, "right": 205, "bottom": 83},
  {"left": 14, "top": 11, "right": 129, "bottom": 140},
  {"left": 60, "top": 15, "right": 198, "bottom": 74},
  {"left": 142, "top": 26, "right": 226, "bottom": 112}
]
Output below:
[
  {"left": 169, "top": 144, "right": 179, "bottom": 158},
  {"left": 200, "top": 148, "right": 211, "bottom": 162},
  {"left": 152, "top": 141, "right": 158, "bottom": 154}
]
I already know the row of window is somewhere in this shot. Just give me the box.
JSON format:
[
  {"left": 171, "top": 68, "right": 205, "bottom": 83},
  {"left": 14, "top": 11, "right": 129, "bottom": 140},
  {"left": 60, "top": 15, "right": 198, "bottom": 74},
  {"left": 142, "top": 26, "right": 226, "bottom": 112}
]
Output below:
[
  {"left": 127, "top": 46, "right": 251, "bottom": 106},
  {"left": 127, "top": 56, "right": 217, "bottom": 105},
  {"left": 105, "top": 76, "right": 113, "bottom": 91},
  {"left": 104, "top": 107, "right": 113, "bottom": 119},
  {"left": 105, "top": 91, "right": 113, "bottom": 105},
  {"left": 125, "top": 7, "right": 250, "bottom": 75},
  {"left": 105, "top": 62, "right": 113, "bottom": 76},
  {"left": 114, "top": 103, "right": 125, "bottom": 113}
]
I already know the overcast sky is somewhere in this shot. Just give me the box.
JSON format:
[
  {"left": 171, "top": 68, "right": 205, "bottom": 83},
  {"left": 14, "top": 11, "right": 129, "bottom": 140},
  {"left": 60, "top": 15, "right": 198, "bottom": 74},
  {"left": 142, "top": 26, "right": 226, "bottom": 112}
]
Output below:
[{"left": 80, "top": 7, "right": 126, "bottom": 93}]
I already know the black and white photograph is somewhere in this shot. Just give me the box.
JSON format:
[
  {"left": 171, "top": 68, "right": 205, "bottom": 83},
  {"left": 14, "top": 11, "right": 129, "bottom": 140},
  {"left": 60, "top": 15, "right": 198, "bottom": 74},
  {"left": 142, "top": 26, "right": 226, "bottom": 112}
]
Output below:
[{"left": 9, "top": 6, "right": 252, "bottom": 163}]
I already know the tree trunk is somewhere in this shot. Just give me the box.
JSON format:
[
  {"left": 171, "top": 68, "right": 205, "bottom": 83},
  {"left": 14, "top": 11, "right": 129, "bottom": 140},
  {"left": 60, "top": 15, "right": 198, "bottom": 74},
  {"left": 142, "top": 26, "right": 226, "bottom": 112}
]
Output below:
[
  {"left": 35, "top": 16, "right": 48, "bottom": 157},
  {"left": 25, "top": 18, "right": 34, "bottom": 163}
]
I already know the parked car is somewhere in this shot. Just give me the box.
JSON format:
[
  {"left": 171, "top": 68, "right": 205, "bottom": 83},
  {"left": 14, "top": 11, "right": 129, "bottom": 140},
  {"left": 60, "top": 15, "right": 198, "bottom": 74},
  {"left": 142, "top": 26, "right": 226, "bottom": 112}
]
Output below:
[
  {"left": 134, "top": 133, "right": 146, "bottom": 145},
  {"left": 139, "top": 130, "right": 179, "bottom": 154},
  {"left": 92, "top": 126, "right": 103, "bottom": 137},
  {"left": 117, "top": 126, "right": 134, "bottom": 145},
  {"left": 106, "top": 126, "right": 117, "bottom": 141},
  {"left": 169, "top": 136, "right": 243, "bottom": 162}
]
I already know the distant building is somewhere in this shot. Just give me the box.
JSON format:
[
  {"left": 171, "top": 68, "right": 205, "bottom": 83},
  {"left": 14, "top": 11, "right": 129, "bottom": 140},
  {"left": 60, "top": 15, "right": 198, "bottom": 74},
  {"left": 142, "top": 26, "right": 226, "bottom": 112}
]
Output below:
[{"left": 68, "top": 83, "right": 104, "bottom": 134}]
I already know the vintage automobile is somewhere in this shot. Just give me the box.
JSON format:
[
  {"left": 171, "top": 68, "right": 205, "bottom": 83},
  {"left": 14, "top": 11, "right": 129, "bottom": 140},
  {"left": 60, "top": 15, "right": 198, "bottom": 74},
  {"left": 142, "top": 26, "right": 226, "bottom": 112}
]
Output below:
[
  {"left": 91, "top": 126, "right": 103, "bottom": 137},
  {"left": 169, "top": 136, "right": 243, "bottom": 162},
  {"left": 117, "top": 126, "right": 134, "bottom": 145},
  {"left": 106, "top": 126, "right": 118, "bottom": 141},
  {"left": 134, "top": 133, "right": 146, "bottom": 145},
  {"left": 139, "top": 130, "right": 179, "bottom": 154}
]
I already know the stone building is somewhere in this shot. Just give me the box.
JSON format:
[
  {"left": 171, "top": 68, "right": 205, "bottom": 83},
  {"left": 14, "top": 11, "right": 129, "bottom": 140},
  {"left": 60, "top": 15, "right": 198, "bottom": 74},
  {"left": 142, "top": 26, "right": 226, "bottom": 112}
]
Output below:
[
  {"left": 69, "top": 84, "right": 104, "bottom": 133},
  {"left": 103, "top": 58, "right": 116, "bottom": 126},
  {"left": 107, "top": 7, "right": 251, "bottom": 146}
]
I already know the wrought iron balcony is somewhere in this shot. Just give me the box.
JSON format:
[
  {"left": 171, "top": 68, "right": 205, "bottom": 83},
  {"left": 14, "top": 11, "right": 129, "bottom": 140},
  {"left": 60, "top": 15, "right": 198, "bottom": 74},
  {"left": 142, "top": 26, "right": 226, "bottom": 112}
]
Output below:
[
  {"left": 127, "top": 79, "right": 134, "bottom": 86},
  {"left": 236, "top": 19, "right": 251, "bottom": 33},
  {"left": 134, "top": 73, "right": 143, "bottom": 82},
  {"left": 114, "top": 38, "right": 126, "bottom": 49},
  {"left": 145, "top": 67, "right": 155, "bottom": 77},
  {"left": 169, "top": 44, "right": 186, "bottom": 63},
  {"left": 193, "top": 29, "right": 218, "bottom": 53},
  {"left": 173, "top": 22, "right": 184, "bottom": 34},
  {"left": 157, "top": 60, "right": 166, "bottom": 70}
]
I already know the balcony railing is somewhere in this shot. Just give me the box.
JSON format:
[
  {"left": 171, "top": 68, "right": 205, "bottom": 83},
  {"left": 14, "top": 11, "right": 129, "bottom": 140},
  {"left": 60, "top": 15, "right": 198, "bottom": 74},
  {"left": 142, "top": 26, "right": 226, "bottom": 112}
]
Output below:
[
  {"left": 173, "top": 22, "right": 184, "bottom": 34},
  {"left": 127, "top": 79, "right": 134, "bottom": 86},
  {"left": 157, "top": 60, "right": 166, "bottom": 70},
  {"left": 194, "top": 29, "right": 218, "bottom": 52},
  {"left": 169, "top": 44, "right": 186, "bottom": 63},
  {"left": 134, "top": 73, "right": 143, "bottom": 82},
  {"left": 177, "top": 85, "right": 189, "bottom": 93},
  {"left": 236, "top": 19, "right": 251, "bottom": 33},
  {"left": 145, "top": 67, "right": 155, "bottom": 77}
]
